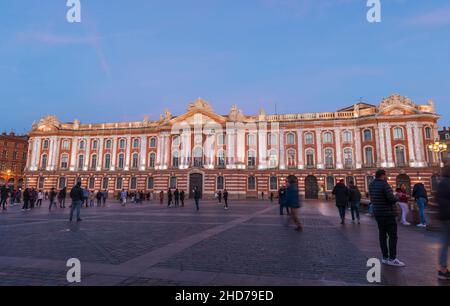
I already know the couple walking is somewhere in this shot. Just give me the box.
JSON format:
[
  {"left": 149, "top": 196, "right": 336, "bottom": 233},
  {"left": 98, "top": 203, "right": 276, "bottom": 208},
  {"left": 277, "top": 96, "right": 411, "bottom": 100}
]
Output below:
[{"left": 332, "top": 179, "right": 361, "bottom": 225}]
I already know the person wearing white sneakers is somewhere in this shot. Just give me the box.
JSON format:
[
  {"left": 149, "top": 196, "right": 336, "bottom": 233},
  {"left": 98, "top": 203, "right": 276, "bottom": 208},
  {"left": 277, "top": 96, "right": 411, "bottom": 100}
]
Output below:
[
  {"left": 369, "top": 170, "right": 406, "bottom": 268},
  {"left": 396, "top": 184, "right": 411, "bottom": 226}
]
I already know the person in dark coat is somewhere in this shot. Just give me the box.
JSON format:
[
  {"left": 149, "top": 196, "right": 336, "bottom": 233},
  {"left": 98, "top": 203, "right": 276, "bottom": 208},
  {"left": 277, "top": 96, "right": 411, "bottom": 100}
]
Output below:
[
  {"left": 223, "top": 189, "right": 229, "bottom": 210},
  {"left": 278, "top": 185, "right": 289, "bottom": 215},
  {"left": 29, "top": 188, "right": 37, "bottom": 209},
  {"left": 174, "top": 189, "right": 180, "bottom": 207},
  {"left": 286, "top": 177, "right": 302, "bottom": 231},
  {"left": 437, "top": 165, "right": 450, "bottom": 280},
  {"left": 22, "top": 188, "right": 30, "bottom": 210},
  {"left": 58, "top": 187, "right": 67, "bottom": 208},
  {"left": 412, "top": 182, "right": 429, "bottom": 228},
  {"left": 180, "top": 190, "right": 185, "bottom": 207},
  {"left": 167, "top": 189, "right": 173, "bottom": 207},
  {"left": 348, "top": 181, "right": 362, "bottom": 224},
  {"left": 69, "top": 181, "right": 84, "bottom": 222},
  {"left": 193, "top": 187, "right": 201, "bottom": 211},
  {"left": 332, "top": 179, "right": 349, "bottom": 224},
  {"left": 0, "top": 185, "right": 8, "bottom": 211},
  {"left": 49, "top": 188, "right": 58, "bottom": 211},
  {"left": 369, "top": 169, "right": 405, "bottom": 267},
  {"left": 218, "top": 190, "right": 222, "bottom": 204}
]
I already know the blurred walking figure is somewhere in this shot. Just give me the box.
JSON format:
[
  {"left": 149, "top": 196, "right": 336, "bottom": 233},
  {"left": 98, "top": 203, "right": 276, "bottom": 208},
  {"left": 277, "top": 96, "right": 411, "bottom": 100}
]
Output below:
[
  {"left": 413, "top": 182, "right": 429, "bottom": 228},
  {"left": 278, "top": 185, "right": 289, "bottom": 215},
  {"left": 437, "top": 165, "right": 450, "bottom": 280},
  {"left": 69, "top": 181, "right": 83, "bottom": 222},
  {"left": 369, "top": 169, "right": 405, "bottom": 267},
  {"left": 333, "top": 179, "right": 349, "bottom": 225},
  {"left": 37, "top": 190, "right": 44, "bottom": 208},
  {"left": 0, "top": 185, "right": 8, "bottom": 211},
  {"left": 174, "top": 189, "right": 180, "bottom": 207},
  {"left": 270, "top": 192, "right": 274, "bottom": 203},
  {"left": 193, "top": 187, "right": 201, "bottom": 211},
  {"left": 49, "top": 188, "right": 58, "bottom": 211},
  {"left": 223, "top": 189, "right": 229, "bottom": 210},
  {"left": 159, "top": 191, "right": 164, "bottom": 205},
  {"left": 218, "top": 190, "right": 222, "bottom": 204},
  {"left": 167, "top": 189, "right": 173, "bottom": 207},
  {"left": 120, "top": 189, "right": 127, "bottom": 206},
  {"left": 348, "top": 181, "right": 361, "bottom": 224},
  {"left": 396, "top": 184, "right": 411, "bottom": 226},
  {"left": 58, "top": 187, "right": 67, "bottom": 208},
  {"left": 102, "top": 190, "right": 108, "bottom": 207},
  {"left": 22, "top": 188, "right": 30, "bottom": 211},
  {"left": 82, "top": 187, "right": 89, "bottom": 208},
  {"left": 89, "top": 191, "right": 95, "bottom": 207},
  {"left": 29, "top": 188, "right": 37, "bottom": 209},
  {"left": 286, "top": 177, "right": 302, "bottom": 231},
  {"left": 180, "top": 190, "right": 185, "bottom": 207},
  {"left": 96, "top": 191, "right": 103, "bottom": 207}
]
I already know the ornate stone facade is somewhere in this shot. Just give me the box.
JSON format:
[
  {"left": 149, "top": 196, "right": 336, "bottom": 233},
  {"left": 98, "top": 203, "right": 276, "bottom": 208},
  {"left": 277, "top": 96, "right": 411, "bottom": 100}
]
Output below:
[{"left": 24, "top": 94, "right": 441, "bottom": 199}]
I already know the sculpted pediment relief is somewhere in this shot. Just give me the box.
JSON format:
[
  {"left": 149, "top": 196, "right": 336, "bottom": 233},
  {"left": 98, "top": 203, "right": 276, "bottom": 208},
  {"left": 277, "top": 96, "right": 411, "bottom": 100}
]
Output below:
[
  {"left": 378, "top": 94, "right": 420, "bottom": 116},
  {"left": 32, "top": 115, "right": 61, "bottom": 132}
]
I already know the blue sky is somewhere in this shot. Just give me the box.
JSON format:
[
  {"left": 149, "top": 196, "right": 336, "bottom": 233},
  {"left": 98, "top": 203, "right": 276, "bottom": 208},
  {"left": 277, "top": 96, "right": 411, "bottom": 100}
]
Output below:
[{"left": 0, "top": 0, "right": 449, "bottom": 134}]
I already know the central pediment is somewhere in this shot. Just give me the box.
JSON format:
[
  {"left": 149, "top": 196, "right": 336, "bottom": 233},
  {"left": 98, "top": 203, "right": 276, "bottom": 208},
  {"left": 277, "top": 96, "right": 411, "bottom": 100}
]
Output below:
[{"left": 170, "top": 98, "right": 227, "bottom": 125}]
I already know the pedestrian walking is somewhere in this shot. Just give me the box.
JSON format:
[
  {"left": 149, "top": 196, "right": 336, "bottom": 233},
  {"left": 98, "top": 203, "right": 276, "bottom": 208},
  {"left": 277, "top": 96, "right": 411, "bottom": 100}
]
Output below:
[
  {"left": 0, "top": 185, "right": 8, "bottom": 211},
  {"left": 102, "top": 190, "right": 108, "bottom": 207},
  {"left": 167, "top": 189, "right": 173, "bottom": 207},
  {"left": 180, "top": 190, "right": 185, "bottom": 207},
  {"left": 82, "top": 187, "right": 89, "bottom": 208},
  {"left": 278, "top": 185, "right": 289, "bottom": 215},
  {"left": 437, "top": 165, "right": 450, "bottom": 280},
  {"left": 96, "top": 191, "right": 102, "bottom": 207},
  {"left": 29, "top": 188, "right": 37, "bottom": 209},
  {"left": 348, "top": 181, "right": 361, "bottom": 224},
  {"left": 22, "top": 188, "right": 30, "bottom": 211},
  {"left": 193, "top": 187, "right": 201, "bottom": 211},
  {"left": 120, "top": 189, "right": 127, "bottom": 206},
  {"left": 218, "top": 190, "right": 222, "bottom": 204},
  {"left": 369, "top": 169, "right": 405, "bottom": 267},
  {"left": 58, "top": 187, "right": 67, "bottom": 208},
  {"left": 174, "top": 189, "right": 180, "bottom": 207},
  {"left": 412, "top": 182, "right": 428, "bottom": 228},
  {"left": 49, "top": 188, "right": 58, "bottom": 211},
  {"left": 223, "top": 189, "right": 229, "bottom": 210},
  {"left": 396, "top": 184, "right": 411, "bottom": 226},
  {"left": 261, "top": 191, "right": 265, "bottom": 200},
  {"left": 332, "top": 179, "right": 349, "bottom": 224},
  {"left": 159, "top": 191, "right": 164, "bottom": 205},
  {"left": 69, "top": 181, "right": 84, "bottom": 222},
  {"left": 286, "top": 177, "right": 303, "bottom": 231},
  {"left": 89, "top": 191, "right": 95, "bottom": 207}
]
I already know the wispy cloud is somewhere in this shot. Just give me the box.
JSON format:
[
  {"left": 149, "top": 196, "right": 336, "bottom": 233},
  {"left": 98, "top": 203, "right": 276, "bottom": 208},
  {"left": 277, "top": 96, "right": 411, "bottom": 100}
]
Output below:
[{"left": 405, "top": 6, "right": 450, "bottom": 27}]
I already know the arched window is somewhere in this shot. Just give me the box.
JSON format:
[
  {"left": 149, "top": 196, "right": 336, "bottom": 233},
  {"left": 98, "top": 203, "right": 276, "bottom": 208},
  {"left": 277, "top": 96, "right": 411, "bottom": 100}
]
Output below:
[
  {"left": 286, "top": 133, "right": 295, "bottom": 145},
  {"left": 247, "top": 150, "right": 256, "bottom": 167},
  {"left": 38, "top": 176, "right": 45, "bottom": 189},
  {"left": 116, "top": 177, "right": 123, "bottom": 190},
  {"left": 326, "top": 176, "right": 335, "bottom": 191},
  {"left": 147, "top": 177, "right": 154, "bottom": 190},
  {"left": 41, "top": 154, "right": 48, "bottom": 169},
  {"left": 268, "top": 149, "right": 277, "bottom": 168},
  {"left": 217, "top": 150, "right": 225, "bottom": 168},
  {"left": 102, "top": 177, "right": 109, "bottom": 190},
  {"left": 193, "top": 147, "right": 203, "bottom": 167},
  {"left": 149, "top": 152, "right": 156, "bottom": 168},
  {"left": 92, "top": 140, "right": 98, "bottom": 150},
  {"left": 323, "top": 132, "right": 333, "bottom": 144},
  {"left": 77, "top": 154, "right": 84, "bottom": 170},
  {"left": 248, "top": 176, "right": 256, "bottom": 191},
  {"left": 306, "top": 149, "right": 315, "bottom": 168},
  {"left": 62, "top": 139, "right": 70, "bottom": 149},
  {"left": 130, "top": 177, "right": 137, "bottom": 190},
  {"left": 343, "top": 131, "right": 353, "bottom": 143},
  {"left": 305, "top": 132, "right": 314, "bottom": 145},
  {"left": 60, "top": 154, "right": 69, "bottom": 169},
  {"left": 393, "top": 127, "right": 404, "bottom": 140},
  {"left": 119, "top": 139, "right": 126, "bottom": 149},
  {"left": 170, "top": 176, "right": 177, "bottom": 189},
  {"left": 105, "top": 139, "right": 112, "bottom": 149},
  {"left": 217, "top": 176, "right": 224, "bottom": 190},
  {"left": 344, "top": 148, "right": 353, "bottom": 167},
  {"left": 104, "top": 154, "right": 111, "bottom": 170},
  {"left": 149, "top": 137, "right": 157, "bottom": 148},
  {"left": 395, "top": 145, "right": 406, "bottom": 166},
  {"left": 270, "top": 176, "right": 278, "bottom": 191},
  {"left": 90, "top": 154, "right": 98, "bottom": 169},
  {"left": 287, "top": 149, "right": 296, "bottom": 167},
  {"left": 247, "top": 134, "right": 257, "bottom": 146},
  {"left": 425, "top": 127, "right": 432, "bottom": 140},
  {"left": 132, "top": 153, "right": 139, "bottom": 169},
  {"left": 58, "top": 177, "right": 66, "bottom": 189},
  {"left": 364, "top": 147, "right": 374, "bottom": 166},
  {"left": 43, "top": 139, "right": 49, "bottom": 149},
  {"left": 363, "top": 129, "right": 372, "bottom": 142},
  {"left": 268, "top": 133, "right": 278, "bottom": 146},
  {"left": 324, "top": 148, "right": 334, "bottom": 168},
  {"left": 172, "top": 151, "right": 179, "bottom": 168},
  {"left": 79, "top": 140, "right": 85, "bottom": 150},
  {"left": 88, "top": 177, "right": 95, "bottom": 190},
  {"left": 118, "top": 153, "right": 125, "bottom": 170}
]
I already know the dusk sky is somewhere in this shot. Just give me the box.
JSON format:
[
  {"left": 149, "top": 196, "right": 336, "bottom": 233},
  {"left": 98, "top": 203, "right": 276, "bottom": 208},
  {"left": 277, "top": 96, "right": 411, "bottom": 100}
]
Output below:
[{"left": 0, "top": 0, "right": 449, "bottom": 134}]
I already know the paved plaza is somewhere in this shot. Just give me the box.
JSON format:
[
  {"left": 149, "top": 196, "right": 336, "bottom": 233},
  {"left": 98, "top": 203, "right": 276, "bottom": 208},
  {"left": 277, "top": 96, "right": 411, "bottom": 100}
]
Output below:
[{"left": 0, "top": 199, "right": 447, "bottom": 286}]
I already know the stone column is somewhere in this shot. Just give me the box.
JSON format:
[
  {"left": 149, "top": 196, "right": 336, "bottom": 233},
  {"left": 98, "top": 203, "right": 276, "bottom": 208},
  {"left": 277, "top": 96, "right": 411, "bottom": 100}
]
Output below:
[
  {"left": 316, "top": 129, "right": 323, "bottom": 169},
  {"left": 69, "top": 137, "right": 78, "bottom": 171},
  {"left": 279, "top": 129, "right": 285, "bottom": 170},
  {"left": 83, "top": 137, "right": 90, "bottom": 171},
  {"left": 297, "top": 129, "right": 304, "bottom": 169},
  {"left": 384, "top": 124, "right": 394, "bottom": 167},
  {"left": 378, "top": 124, "right": 387, "bottom": 167},
  {"left": 335, "top": 128, "right": 343, "bottom": 169},
  {"left": 374, "top": 127, "right": 381, "bottom": 167},
  {"left": 414, "top": 123, "right": 425, "bottom": 167},
  {"left": 258, "top": 122, "right": 267, "bottom": 169},
  {"left": 140, "top": 135, "right": 147, "bottom": 171},
  {"left": 124, "top": 136, "right": 131, "bottom": 171},
  {"left": 97, "top": 137, "right": 104, "bottom": 171},
  {"left": 226, "top": 124, "right": 236, "bottom": 169},
  {"left": 355, "top": 128, "right": 362, "bottom": 169},
  {"left": 111, "top": 137, "right": 118, "bottom": 171},
  {"left": 406, "top": 123, "right": 416, "bottom": 167},
  {"left": 236, "top": 125, "right": 246, "bottom": 168}
]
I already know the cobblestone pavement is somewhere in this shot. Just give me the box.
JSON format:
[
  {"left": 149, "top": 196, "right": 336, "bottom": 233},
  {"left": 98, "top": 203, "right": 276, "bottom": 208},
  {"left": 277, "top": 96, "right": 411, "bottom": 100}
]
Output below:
[{"left": 0, "top": 199, "right": 448, "bottom": 286}]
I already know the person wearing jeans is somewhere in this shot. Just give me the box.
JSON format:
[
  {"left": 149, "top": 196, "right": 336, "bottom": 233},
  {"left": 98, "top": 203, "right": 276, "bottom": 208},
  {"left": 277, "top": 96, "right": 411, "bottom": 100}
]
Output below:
[
  {"left": 332, "top": 179, "right": 349, "bottom": 225},
  {"left": 437, "top": 165, "right": 450, "bottom": 280},
  {"left": 69, "top": 181, "right": 84, "bottom": 222},
  {"left": 413, "top": 182, "right": 428, "bottom": 228},
  {"left": 396, "top": 184, "right": 411, "bottom": 226}
]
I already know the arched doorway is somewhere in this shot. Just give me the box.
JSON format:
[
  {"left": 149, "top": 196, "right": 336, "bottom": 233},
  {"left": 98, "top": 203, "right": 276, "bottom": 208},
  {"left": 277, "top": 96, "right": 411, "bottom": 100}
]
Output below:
[
  {"left": 305, "top": 175, "right": 319, "bottom": 199},
  {"left": 189, "top": 173, "right": 203, "bottom": 199},
  {"left": 396, "top": 174, "right": 411, "bottom": 194}
]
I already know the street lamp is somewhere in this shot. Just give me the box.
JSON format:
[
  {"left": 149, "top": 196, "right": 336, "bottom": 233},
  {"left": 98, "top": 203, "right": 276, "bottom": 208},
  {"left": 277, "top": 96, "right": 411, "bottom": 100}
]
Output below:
[{"left": 428, "top": 140, "right": 448, "bottom": 167}]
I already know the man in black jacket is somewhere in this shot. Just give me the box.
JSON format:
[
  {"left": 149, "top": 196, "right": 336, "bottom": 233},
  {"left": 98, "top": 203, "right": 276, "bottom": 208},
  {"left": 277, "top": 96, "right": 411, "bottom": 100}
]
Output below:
[
  {"left": 0, "top": 185, "right": 8, "bottom": 211},
  {"left": 437, "top": 165, "right": 450, "bottom": 280},
  {"left": 369, "top": 169, "right": 405, "bottom": 267},
  {"left": 69, "top": 181, "right": 84, "bottom": 222},
  {"left": 412, "top": 182, "right": 429, "bottom": 228},
  {"left": 332, "top": 179, "right": 349, "bottom": 224}
]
